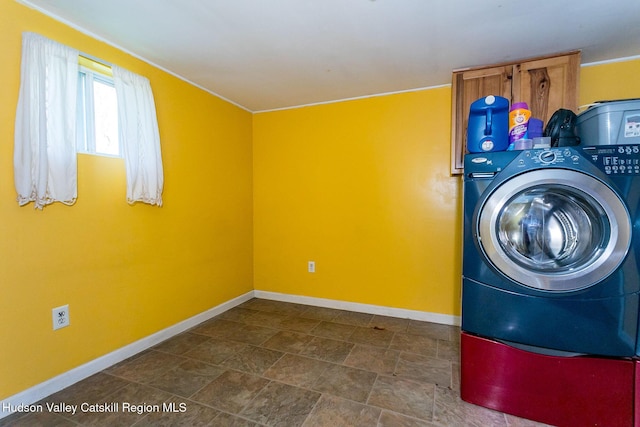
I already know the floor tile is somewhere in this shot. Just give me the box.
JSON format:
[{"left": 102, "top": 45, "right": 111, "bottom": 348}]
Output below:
[
  {"left": 278, "top": 316, "right": 322, "bottom": 333},
  {"left": 332, "top": 310, "right": 374, "bottom": 327},
  {"left": 72, "top": 382, "right": 175, "bottom": 426},
  {"left": 240, "top": 298, "right": 285, "bottom": 312},
  {"left": 302, "top": 394, "right": 381, "bottom": 427},
  {"left": 191, "top": 318, "right": 246, "bottom": 339},
  {"left": 242, "top": 299, "right": 307, "bottom": 316},
  {"left": 407, "top": 320, "right": 457, "bottom": 341},
  {"left": 433, "top": 386, "right": 508, "bottom": 427},
  {"left": 240, "top": 381, "right": 321, "bottom": 426},
  {"left": 504, "top": 413, "right": 556, "bottom": 426},
  {"left": 183, "top": 338, "right": 247, "bottom": 365},
  {"left": 368, "top": 375, "right": 436, "bottom": 421},
  {"left": 300, "top": 305, "right": 341, "bottom": 321},
  {"left": 451, "top": 361, "right": 461, "bottom": 393},
  {"left": 191, "top": 370, "right": 269, "bottom": 414},
  {"left": 299, "top": 336, "right": 354, "bottom": 363},
  {"left": 210, "top": 412, "right": 262, "bottom": 426},
  {"left": 395, "top": 352, "right": 452, "bottom": 388},
  {"left": 273, "top": 302, "right": 310, "bottom": 316},
  {"left": 310, "top": 321, "right": 356, "bottom": 340},
  {"left": 44, "top": 372, "right": 129, "bottom": 407},
  {"left": 243, "top": 311, "right": 289, "bottom": 329},
  {"left": 390, "top": 332, "right": 438, "bottom": 356},
  {"left": 368, "top": 315, "right": 410, "bottom": 333},
  {"left": 106, "top": 350, "right": 186, "bottom": 383},
  {"left": 220, "top": 345, "right": 283, "bottom": 375},
  {"left": 146, "top": 358, "right": 225, "bottom": 397},
  {"left": 343, "top": 344, "right": 399, "bottom": 375},
  {"left": 152, "top": 332, "right": 211, "bottom": 355},
  {"left": 0, "top": 411, "right": 76, "bottom": 427},
  {"left": 263, "top": 353, "right": 330, "bottom": 388},
  {"left": 131, "top": 395, "right": 219, "bottom": 426},
  {"left": 377, "top": 410, "right": 437, "bottom": 427},
  {"left": 349, "top": 325, "right": 395, "bottom": 347},
  {"left": 229, "top": 324, "right": 280, "bottom": 346},
  {"left": 312, "top": 363, "right": 377, "bottom": 403},
  {"left": 437, "top": 339, "right": 460, "bottom": 361},
  {"left": 218, "top": 307, "right": 260, "bottom": 323},
  {"left": 262, "top": 330, "right": 315, "bottom": 353}
]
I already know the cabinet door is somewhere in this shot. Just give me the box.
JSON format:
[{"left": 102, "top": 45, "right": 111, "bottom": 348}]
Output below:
[
  {"left": 512, "top": 52, "right": 580, "bottom": 126},
  {"left": 451, "top": 66, "right": 512, "bottom": 174}
]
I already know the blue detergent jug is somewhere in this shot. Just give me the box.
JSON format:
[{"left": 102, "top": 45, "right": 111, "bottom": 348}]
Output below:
[{"left": 467, "top": 95, "right": 509, "bottom": 153}]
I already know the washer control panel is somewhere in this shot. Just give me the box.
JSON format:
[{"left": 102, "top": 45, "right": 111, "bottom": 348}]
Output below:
[
  {"left": 514, "top": 145, "right": 640, "bottom": 175},
  {"left": 466, "top": 144, "right": 640, "bottom": 179},
  {"left": 582, "top": 144, "right": 640, "bottom": 175},
  {"left": 518, "top": 148, "right": 581, "bottom": 167}
]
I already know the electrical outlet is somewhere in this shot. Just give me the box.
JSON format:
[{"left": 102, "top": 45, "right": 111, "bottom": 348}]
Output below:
[
  {"left": 52, "top": 305, "right": 70, "bottom": 330},
  {"left": 308, "top": 261, "right": 316, "bottom": 273}
]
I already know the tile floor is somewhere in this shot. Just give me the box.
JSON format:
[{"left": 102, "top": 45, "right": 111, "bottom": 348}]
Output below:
[{"left": 1, "top": 298, "right": 551, "bottom": 426}]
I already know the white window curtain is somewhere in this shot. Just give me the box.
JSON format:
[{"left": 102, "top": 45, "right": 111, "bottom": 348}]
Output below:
[
  {"left": 14, "top": 32, "right": 79, "bottom": 209},
  {"left": 112, "top": 65, "right": 164, "bottom": 206}
]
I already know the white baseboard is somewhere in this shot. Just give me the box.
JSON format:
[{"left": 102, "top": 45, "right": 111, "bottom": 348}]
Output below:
[
  {"left": 1, "top": 289, "right": 460, "bottom": 420},
  {"left": 0, "top": 291, "right": 254, "bottom": 420},
  {"left": 253, "top": 290, "right": 461, "bottom": 327}
]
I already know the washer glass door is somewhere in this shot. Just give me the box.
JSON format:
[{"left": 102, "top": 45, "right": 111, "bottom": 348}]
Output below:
[{"left": 478, "top": 169, "right": 631, "bottom": 291}]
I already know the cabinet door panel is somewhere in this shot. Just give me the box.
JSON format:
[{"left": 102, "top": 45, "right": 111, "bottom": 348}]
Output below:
[{"left": 512, "top": 52, "right": 580, "bottom": 125}]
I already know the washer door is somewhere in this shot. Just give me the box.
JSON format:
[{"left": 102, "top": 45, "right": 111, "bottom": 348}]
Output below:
[{"left": 478, "top": 169, "right": 631, "bottom": 291}]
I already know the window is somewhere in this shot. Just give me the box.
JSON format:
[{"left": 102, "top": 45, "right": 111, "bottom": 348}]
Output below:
[
  {"left": 16, "top": 33, "right": 163, "bottom": 208},
  {"left": 76, "top": 58, "right": 120, "bottom": 157}
]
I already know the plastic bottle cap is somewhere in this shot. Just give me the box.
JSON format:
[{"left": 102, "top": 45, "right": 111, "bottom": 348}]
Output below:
[
  {"left": 511, "top": 102, "right": 529, "bottom": 111},
  {"left": 485, "top": 95, "right": 495, "bottom": 105},
  {"left": 528, "top": 118, "right": 544, "bottom": 138}
]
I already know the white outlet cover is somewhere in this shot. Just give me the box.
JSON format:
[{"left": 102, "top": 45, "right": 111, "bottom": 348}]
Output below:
[{"left": 52, "top": 304, "right": 70, "bottom": 330}]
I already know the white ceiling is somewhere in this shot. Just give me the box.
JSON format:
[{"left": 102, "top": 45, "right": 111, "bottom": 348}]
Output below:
[{"left": 18, "top": 0, "right": 640, "bottom": 112}]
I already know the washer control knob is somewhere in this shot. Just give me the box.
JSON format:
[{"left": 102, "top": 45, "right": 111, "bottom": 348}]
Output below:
[{"left": 539, "top": 150, "right": 557, "bottom": 164}]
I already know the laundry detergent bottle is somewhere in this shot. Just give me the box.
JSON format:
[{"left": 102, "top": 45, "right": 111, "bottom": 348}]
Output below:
[
  {"left": 508, "top": 102, "right": 532, "bottom": 144},
  {"left": 467, "top": 95, "right": 509, "bottom": 153}
]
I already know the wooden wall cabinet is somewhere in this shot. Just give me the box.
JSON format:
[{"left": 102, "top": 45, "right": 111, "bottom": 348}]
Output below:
[{"left": 450, "top": 51, "right": 580, "bottom": 174}]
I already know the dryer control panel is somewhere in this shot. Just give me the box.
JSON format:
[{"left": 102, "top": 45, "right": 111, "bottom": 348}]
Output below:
[{"left": 582, "top": 144, "right": 640, "bottom": 175}]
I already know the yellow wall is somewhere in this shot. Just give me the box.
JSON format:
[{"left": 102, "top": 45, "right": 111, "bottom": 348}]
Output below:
[
  {"left": 4, "top": 0, "right": 640, "bottom": 403},
  {"left": 580, "top": 59, "right": 640, "bottom": 106},
  {"left": 253, "top": 56, "right": 640, "bottom": 317},
  {"left": 1, "top": 1, "right": 253, "bottom": 399},
  {"left": 253, "top": 88, "right": 462, "bottom": 315}
]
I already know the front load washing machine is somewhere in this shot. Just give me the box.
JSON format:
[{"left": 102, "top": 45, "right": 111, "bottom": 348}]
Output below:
[
  {"left": 462, "top": 145, "right": 640, "bottom": 357},
  {"left": 461, "top": 145, "right": 640, "bottom": 426}
]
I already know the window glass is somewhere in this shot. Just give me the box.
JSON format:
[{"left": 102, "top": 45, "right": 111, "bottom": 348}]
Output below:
[
  {"left": 92, "top": 77, "right": 119, "bottom": 155},
  {"left": 76, "top": 65, "right": 120, "bottom": 157}
]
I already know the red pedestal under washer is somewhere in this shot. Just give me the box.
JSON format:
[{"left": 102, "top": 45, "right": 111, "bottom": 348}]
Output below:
[{"left": 461, "top": 333, "right": 634, "bottom": 427}]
